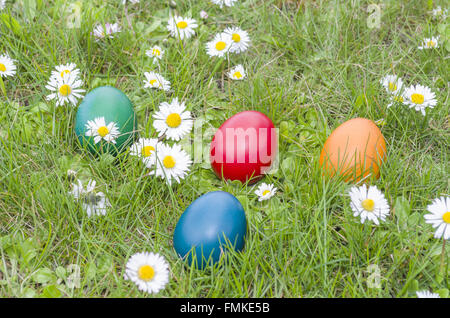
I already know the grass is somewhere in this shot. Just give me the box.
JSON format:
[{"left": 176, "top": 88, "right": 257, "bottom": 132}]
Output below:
[{"left": 0, "top": 0, "right": 449, "bottom": 298}]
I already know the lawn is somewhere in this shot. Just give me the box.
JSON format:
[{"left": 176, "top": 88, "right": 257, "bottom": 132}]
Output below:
[{"left": 0, "top": 0, "right": 449, "bottom": 298}]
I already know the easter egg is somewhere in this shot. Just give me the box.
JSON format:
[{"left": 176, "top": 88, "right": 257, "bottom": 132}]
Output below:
[
  {"left": 173, "top": 191, "right": 247, "bottom": 269},
  {"left": 74, "top": 86, "right": 138, "bottom": 155},
  {"left": 210, "top": 111, "right": 277, "bottom": 184},
  {"left": 319, "top": 118, "right": 386, "bottom": 182}
]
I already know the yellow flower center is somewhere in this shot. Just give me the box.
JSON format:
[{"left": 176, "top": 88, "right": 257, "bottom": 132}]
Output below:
[
  {"left": 163, "top": 155, "right": 176, "bottom": 169},
  {"left": 153, "top": 48, "right": 161, "bottom": 56},
  {"left": 59, "top": 84, "right": 72, "bottom": 96},
  {"left": 232, "top": 33, "right": 241, "bottom": 42},
  {"left": 97, "top": 126, "right": 109, "bottom": 137},
  {"left": 393, "top": 95, "right": 404, "bottom": 103},
  {"left": 141, "top": 145, "right": 155, "bottom": 157},
  {"left": 233, "top": 71, "right": 242, "bottom": 79},
  {"left": 443, "top": 212, "right": 450, "bottom": 224},
  {"left": 427, "top": 40, "right": 436, "bottom": 47},
  {"left": 262, "top": 190, "right": 271, "bottom": 196},
  {"left": 177, "top": 21, "right": 188, "bottom": 29},
  {"left": 361, "top": 199, "right": 375, "bottom": 212},
  {"left": 137, "top": 265, "right": 155, "bottom": 282},
  {"left": 166, "top": 113, "right": 182, "bottom": 128},
  {"left": 60, "top": 69, "right": 70, "bottom": 78},
  {"left": 215, "top": 41, "right": 227, "bottom": 51},
  {"left": 0, "top": 63, "right": 6, "bottom": 72},
  {"left": 411, "top": 93, "right": 424, "bottom": 104},
  {"left": 149, "top": 79, "right": 158, "bottom": 86},
  {"left": 388, "top": 82, "right": 397, "bottom": 92}
]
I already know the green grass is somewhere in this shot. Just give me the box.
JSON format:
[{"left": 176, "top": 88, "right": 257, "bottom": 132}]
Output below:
[{"left": 0, "top": 0, "right": 449, "bottom": 298}]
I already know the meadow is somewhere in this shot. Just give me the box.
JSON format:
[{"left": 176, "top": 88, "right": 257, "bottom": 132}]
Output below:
[{"left": 0, "top": 0, "right": 449, "bottom": 298}]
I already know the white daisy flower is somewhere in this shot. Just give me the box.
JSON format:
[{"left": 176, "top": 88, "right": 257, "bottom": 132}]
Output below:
[
  {"left": 200, "top": 10, "right": 208, "bottom": 19},
  {"left": 69, "top": 179, "right": 111, "bottom": 217},
  {"left": 206, "top": 33, "right": 232, "bottom": 58},
  {"left": 418, "top": 36, "right": 440, "bottom": 50},
  {"left": 129, "top": 138, "right": 160, "bottom": 168},
  {"left": 416, "top": 290, "right": 441, "bottom": 298},
  {"left": 431, "top": 6, "right": 448, "bottom": 19},
  {"left": 387, "top": 93, "right": 407, "bottom": 108},
  {"left": 223, "top": 27, "right": 251, "bottom": 54},
  {"left": 349, "top": 184, "right": 390, "bottom": 225},
  {"left": 152, "top": 143, "right": 192, "bottom": 185},
  {"left": 92, "top": 23, "right": 121, "bottom": 41},
  {"left": 124, "top": 252, "right": 170, "bottom": 294},
  {"left": 254, "top": 183, "right": 277, "bottom": 202},
  {"left": 211, "top": 0, "right": 238, "bottom": 8},
  {"left": 403, "top": 84, "right": 437, "bottom": 116},
  {"left": 0, "top": 54, "right": 16, "bottom": 78},
  {"left": 143, "top": 71, "right": 171, "bottom": 91},
  {"left": 424, "top": 196, "right": 450, "bottom": 240},
  {"left": 51, "top": 63, "right": 80, "bottom": 80},
  {"left": 0, "top": 0, "right": 5, "bottom": 10},
  {"left": 152, "top": 98, "right": 193, "bottom": 141},
  {"left": 227, "top": 64, "right": 246, "bottom": 80},
  {"left": 380, "top": 74, "right": 404, "bottom": 96},
  {"left": 166, "top": 16, "right": 198, "bottom": 40},
  {"left": 84, "top": 117, "right": 120, "bottom": 144},
  {"left": 145, "top": 46, "right": 164, "bottom": 63},
  {"left": 83, "top": 191, "right": 111, "bottom": 217},
  {"left": 45, "top": 73, "right": 85, "bottom": 107}
]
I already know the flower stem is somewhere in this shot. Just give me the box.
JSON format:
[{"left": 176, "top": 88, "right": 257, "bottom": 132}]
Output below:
[{"left": 440, "top": 239, "right": 447, "bottom": 275}]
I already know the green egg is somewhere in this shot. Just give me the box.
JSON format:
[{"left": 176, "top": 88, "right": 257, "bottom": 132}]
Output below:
[{"left": 74, "top": 86, "right": 138, "bottom": 155}]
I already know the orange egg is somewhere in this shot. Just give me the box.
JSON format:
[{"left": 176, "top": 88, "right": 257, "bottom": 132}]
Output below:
[{"left": 319, "top": 118, "right": 386, "bottom": 182}]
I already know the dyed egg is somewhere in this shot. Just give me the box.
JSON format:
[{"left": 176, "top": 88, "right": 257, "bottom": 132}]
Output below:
[
  {"left": 173, "top": 191, "right": 247, "bottom": 269},
  {"left": 319, "top": 118, "right": 386, "bottom": 182},
  {"left": 210, "top": 111, "right": 277, "bottom": 184},
  {"left": 74, "top": 86, "right": 138, "bottom": 155}
]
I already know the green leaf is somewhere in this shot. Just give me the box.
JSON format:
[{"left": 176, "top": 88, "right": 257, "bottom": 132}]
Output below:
[
  {"left": 32, "top": 268, "right": 56, "bottom": 284},
  {"left": 406, "top": 279, "right": 419, "bottom": 294},
  {"left": 0, "top": 14, "right": 23, "bottom": 35},
  {"left": 42, "top": 284, "right": 62, "bottom": 298},
  {"left": 393, "top": 196, "right": 410, "bottom": 230},
  {"left": 436, "top": 288, "right": 449, "bottom": 298}
]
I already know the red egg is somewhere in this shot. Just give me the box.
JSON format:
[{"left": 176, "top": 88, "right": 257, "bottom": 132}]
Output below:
[{"left": 210, "top": 111, "right": 277, "bottom": 184}]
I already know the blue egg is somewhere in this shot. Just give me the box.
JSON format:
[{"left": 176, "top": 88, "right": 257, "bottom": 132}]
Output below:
[{"left": 173, "top": 191, "right": 247, "bottom": 269}]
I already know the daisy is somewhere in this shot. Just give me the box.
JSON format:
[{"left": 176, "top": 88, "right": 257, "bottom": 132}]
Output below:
[
  {"left": 51, "top": 63, "right": 80, "bottom": 80},
  {"left": 227, "top": 64, "right": 246, "bottom": 80},
  {"left": 254, "top": 183, "right": 277, "bottom": 202},
  {"left": 84, "top": 117, "right": 120, "bottom": 144},
  {"left": 45, "top": 73, "right": 85, "bottom": 107},
  {"left": 418, "top": 36, "right": 440, "bottom": 49},
  {"left": 416, "top": 290, "right": 441, "bottom": 298},
  {"left": 380, "top": 74, "right": 404, "bottom": 96},
  {"left": 166, "top": 16, "right": 198, "bottom": 40},
  {"left": 349, "top": 184, "right": 390, "bottom": 225},
  {"left": 431, "top": 6, "right": 448, "bottom": 19},
  {"left": 143, "top": 71, "right": 171, "bottom": 91},
  {"left": 0, "top": 54, "right": 17, "bottom": 78},
  {"left": 223, "top": 27, "right": 251, "bottom": 54},
  {"left": 152, "top": 98, "right": 193, "bottom": 141},
  {"left": 124, "top": 252, "right": 170, "bottom": 294},
  {"left": 145, "top": 46, "right": 164, "bottom": 63},
  {"left": 152, "top": 143, "right": 192, "bottom": 185},
  {"left": 403, "top": 84, "right": 437, "bottom": 116},
  {"left": 69, "top": 179, "right": 111, "bottom": 217},
  {"left": 129, "top": 138, "right": 160, "bottom": 168},
  {"left": 206, "top": 33, "right": 232, "bottom": 58},
  {"left": 200, "top": 10, "right": 208, "bottom": 19},
  {"left": 211, "top": 0, "right": 238, "bottom": 8},
  {"left": 92, "top": 23, "right": 121, "bottom": 41},
  {"left": 0, "top": 0, "right": 5, "bottom": 10},
  {"left": 387, "top": 93, "right": 406, "bottom": 108},
  {"left": 424, "top": 196, "right": 450, "bottom": 240}
]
